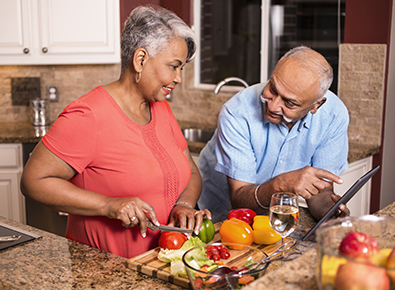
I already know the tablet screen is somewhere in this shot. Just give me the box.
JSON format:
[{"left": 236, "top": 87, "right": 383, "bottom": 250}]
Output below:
[{"left": 301, "top": 165, "right": 380, "bottom": 241}]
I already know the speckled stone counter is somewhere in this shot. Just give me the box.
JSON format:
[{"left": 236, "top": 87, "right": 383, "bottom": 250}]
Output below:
[
  {"left": 0, "top": 216, "right": 182, "bottom": 290},
  {"left": 176, "top": 121, "right": 379, "bottom": 163},
  {"left": 0, "top": 122, "right": 380, "bottom": 164},
  {"left": 0, "top": 208, "right": 318, "bottom": 290},
  {"left": 1, "top": 203, "right": 394, "bottom": 289},
  {"left": 0, "top": 121, "right": 50, "bottom": 143},
  {"left": 242, "top": 202, "right": 395, "bottom": 290}
]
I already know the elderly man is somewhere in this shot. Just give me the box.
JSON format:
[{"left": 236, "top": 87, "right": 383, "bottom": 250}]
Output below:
[{"left": 197, "top": 46, "right": 350, "bottom": 223}]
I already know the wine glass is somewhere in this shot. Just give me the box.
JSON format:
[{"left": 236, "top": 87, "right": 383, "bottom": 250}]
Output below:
[{"left": 269, "top": 192, "right": 299, "bottom": 255}]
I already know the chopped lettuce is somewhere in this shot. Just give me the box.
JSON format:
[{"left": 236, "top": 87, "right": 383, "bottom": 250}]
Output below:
[
  {"left": 181, "top": 236, "right": 205, "bottom": 251},
  {"left": 157, "top": 236, "right": 213, "bottom": 276},
  {"left": 157, "top": 249, "right": 185, "bottom": 263},
  {"left": 170, "top": 260, "right": 187, "bottom": 276}
]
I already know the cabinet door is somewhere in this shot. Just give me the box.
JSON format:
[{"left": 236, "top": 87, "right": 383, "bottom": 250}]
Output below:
[
  {"left": 0, "top": 0, "right": 120, "bottom": 65},
  {"left": 0, "top": 172, "right": 24, "bottom": 223},
  {"left": 37, "top": 0, "right": 120, "bottom": 63},
  {"left": 334, "top": 157, "right": 373, "bottom": 217},
  {"left": 0, "top": 0, "right": 32, "bottom": 56}
]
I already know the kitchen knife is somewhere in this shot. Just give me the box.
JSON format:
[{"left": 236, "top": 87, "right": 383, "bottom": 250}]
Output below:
[
  {"left": 0, "top": 235, "right": 22, "bottom": 242},
  {"left": 147, "top": 222, "right": 194, "bottom": 233}
]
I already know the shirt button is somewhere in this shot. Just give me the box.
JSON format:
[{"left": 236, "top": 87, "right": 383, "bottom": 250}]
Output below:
[{"left": 279, "top": 160, "right": 283, "bottom": 164}]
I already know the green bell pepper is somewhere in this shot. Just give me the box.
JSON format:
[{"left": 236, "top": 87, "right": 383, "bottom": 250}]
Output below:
[{"left": 194, "top": 217, "right": 215, "bottom": 243}]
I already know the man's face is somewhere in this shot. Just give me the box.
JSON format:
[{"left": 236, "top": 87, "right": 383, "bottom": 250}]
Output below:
[{"left": 261, "top": 58, "right": 325, "bottom": 127}]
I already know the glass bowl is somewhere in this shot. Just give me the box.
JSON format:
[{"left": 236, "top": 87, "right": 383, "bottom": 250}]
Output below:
[
  {"left": 315, "top": 215, "right": 395, "bottom": 290},
  {"left": 182, "top": 242, "right": 269, "bottom": 289}
]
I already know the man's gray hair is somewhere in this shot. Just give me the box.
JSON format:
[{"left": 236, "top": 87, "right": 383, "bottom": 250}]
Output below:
[
  {"left": 280, "top": 46, "right": 333, "bottom": 100},
  {"left": 121, "top": 5, "right": 197, "bottom": 72}
]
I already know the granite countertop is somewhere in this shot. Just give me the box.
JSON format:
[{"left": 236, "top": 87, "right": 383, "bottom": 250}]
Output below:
[
  {"left": 0, "top": 121, "right": 380, "bottom": 164},
  {"left": 0, "top": 208, "right": 318, "bottom": 290},
  {"left": 1, "top": 203, "right": 394, "bottom": 289},
  {"left": 177, "top": 121, "right": 379, "bottom": 163},
  {"left": 0, "top": 121, "right": 50, "bottom": 143}
]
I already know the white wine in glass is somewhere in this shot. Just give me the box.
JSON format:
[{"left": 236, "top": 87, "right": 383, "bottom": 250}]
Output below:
[{"left": 269, "top": 192, "right": 299, "bottom": 250}]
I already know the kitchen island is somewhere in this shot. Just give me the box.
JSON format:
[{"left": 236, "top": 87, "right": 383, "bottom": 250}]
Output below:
[
  {"left": 0, "top": 121, "right": 381, "bottom": 163},
  {"left": 1, "top": 203, "right": 394, "bottom": 290},
  {"left": 0, "top": 207, "right": 316, "bottom": 290}
]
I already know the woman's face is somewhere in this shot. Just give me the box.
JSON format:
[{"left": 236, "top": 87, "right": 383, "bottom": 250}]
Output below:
[{"left": 139, "top": 38, "right": 188, "bottom": 102}]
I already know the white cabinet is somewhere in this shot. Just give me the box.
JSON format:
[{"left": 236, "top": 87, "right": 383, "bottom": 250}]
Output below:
[
  {"left": 334, "top": 156, "right": 373, "bottom": 217},
  {"left": 0, "top": 0, "right": 120, "bottom": 65},
  {"left": 0, "top": 144, "right": 25, "bottom": 223}
]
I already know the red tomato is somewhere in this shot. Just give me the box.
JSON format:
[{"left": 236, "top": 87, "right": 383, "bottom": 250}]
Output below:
[{"left": 158, "top": 231, "right": 187, "bottom": 250}]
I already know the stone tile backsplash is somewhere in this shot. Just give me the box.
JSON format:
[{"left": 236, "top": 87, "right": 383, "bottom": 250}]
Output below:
[
  {"left": 338, "top": 44, "right": 386, "bottom": 146},
  {"left": 0, "top": 64, "right": 120, "bottom": 123},
  {"left": 0, "top": 44, "right": 386, "bottom": 148}
]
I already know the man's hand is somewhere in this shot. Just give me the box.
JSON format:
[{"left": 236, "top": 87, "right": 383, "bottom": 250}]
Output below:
[
  {"left": 331, "top": 194, "right": 350, "bottom": 217},
  {"left": 306, "top": 188, "right": 350, "bottom": 220},
  {"left": 276, "top": 166, "right": 343, "bottom": 200}
]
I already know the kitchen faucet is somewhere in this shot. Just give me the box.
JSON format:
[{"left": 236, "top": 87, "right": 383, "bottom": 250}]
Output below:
[{"left": 213, "top": 77, "right": 249, "bottom": 94}]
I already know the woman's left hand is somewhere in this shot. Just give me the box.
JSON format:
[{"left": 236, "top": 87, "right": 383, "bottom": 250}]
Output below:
[{"left": 168, "top": 205, "right": 212, "bottom": 236}]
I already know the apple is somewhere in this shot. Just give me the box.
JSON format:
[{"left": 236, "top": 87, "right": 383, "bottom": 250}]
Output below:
[
  {"left": 339, "top": 231, "right": 379, "bottom": 260},
  {"left": 386, "top": 247, "right": 395, "bottom": 283},
  {"left": 335, "top": 261, "right": 390, "bottom": 290}
]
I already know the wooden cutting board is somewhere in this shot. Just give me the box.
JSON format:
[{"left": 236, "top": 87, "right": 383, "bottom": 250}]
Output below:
[{"left": 127, "top": 222, "right": 296, "bottom": 289}]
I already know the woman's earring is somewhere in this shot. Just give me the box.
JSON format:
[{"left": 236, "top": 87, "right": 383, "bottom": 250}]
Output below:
[{"left": 135, "top": 72, "right": 141, "bottom": 83}]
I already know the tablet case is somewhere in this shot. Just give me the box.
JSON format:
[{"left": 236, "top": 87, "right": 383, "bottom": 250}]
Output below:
[{"left": 301, "top": 165, "right": 380, "bottom": 241}]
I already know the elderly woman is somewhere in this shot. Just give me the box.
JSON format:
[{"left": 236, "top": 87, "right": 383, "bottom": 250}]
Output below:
[{"left": 21, "top": 5, "right": 209, "bottom": 258}]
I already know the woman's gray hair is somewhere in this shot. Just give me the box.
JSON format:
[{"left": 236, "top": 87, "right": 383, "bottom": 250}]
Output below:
[
  {"left": 279, "top": 45, "right": 333, "bottom": 100},
  {"left": 121, "top": 5, "right": 197, "bottom": 72}
]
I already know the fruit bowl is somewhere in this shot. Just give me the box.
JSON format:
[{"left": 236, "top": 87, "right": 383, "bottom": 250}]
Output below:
[
  {"left": 182, "top": 242, "right": 269, "bottom": 289},
  {"left": 315, "top": 215, "right": 395, "bottom": 290}
]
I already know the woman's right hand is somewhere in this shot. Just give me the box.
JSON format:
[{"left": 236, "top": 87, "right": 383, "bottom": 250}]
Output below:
[{"left": 104, "top": 197, "right": 160, "bottom": 238}]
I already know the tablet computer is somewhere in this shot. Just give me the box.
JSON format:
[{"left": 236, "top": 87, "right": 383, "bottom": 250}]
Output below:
[{"left": 301, "top": 165, "right": 380, "bottom": 241}]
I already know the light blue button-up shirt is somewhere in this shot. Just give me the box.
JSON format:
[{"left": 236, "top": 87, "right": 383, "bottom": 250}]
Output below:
[{"left": 197, "top": 82, "right": 349, "bottom": 223}]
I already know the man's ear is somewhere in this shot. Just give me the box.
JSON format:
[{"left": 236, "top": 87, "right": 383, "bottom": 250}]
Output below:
[
  {"left": 132, "top": 48, "right": 148, "bottom": 72},
  {"left": 310, "top": 97, "right": 326, "bottom": 115}
]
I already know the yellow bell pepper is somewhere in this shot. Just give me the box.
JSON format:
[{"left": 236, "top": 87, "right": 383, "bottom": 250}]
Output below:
[
  {"left": 252, "top": 215, "right": 281, "bottom": 245},
  {"left": 320, "top": 254, "right": 347, "bottom": 286},
  {"left": 220, "top": 218, "right": 254, "bottom": 250}
]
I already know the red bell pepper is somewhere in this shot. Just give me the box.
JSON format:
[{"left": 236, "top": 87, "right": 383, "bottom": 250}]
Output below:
[{"left": 227, "top": 208, "right": 257, "bottom": 226}]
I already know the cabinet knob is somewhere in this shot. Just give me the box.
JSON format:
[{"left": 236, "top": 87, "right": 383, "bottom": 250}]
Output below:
[
  {"left": 42, "top": 47, "right": 48, "bottom": 53},
  {"left": 23, "top": 48, "right": 29, "bottom": 54}
]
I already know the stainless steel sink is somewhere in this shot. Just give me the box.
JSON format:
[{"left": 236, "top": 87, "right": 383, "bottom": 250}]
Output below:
[{"left": 183, "top": 128, "right": 214, "bottom": 143}]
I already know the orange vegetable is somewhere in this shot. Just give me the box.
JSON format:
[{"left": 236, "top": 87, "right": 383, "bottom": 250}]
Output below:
[
  {"left": 219, "top": 218, "right": 254, "bottom": 250},
  {"left": 252, "top": 215, "right": 281, "bottom": 245},
  {"left": 195, "top": 267, "right": 208, "bottom": 279},
  {"left": 238, "top": 275, "right": 255, "bottom": 284}
]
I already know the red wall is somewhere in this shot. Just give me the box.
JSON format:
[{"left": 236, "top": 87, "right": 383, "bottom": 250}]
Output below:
[
  {"left": 344, "top": 0, "right": 392, "bottom": 43},
  {"left": 344, "top": 0, "right": 393, "bottom": 213}
]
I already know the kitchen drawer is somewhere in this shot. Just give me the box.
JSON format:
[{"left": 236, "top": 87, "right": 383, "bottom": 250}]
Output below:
[{"left": 0, "top": 144, "right": 22, "bottom": 169}]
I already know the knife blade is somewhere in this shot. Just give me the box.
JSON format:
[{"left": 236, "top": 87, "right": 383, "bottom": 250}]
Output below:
[
  {"left": 0, "top": 235, "right": 22, "bottom": 242},
  {"left": 147, "top": 222, "right": 194, "bottom": 233}
]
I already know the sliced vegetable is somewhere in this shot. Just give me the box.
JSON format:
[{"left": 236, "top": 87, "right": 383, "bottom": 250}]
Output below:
[
  {"left": 252, "top": 215, "right": 281, "bottom": 245},
  {"left": 194, "top": 216, "right": 215, "bottom": 243},
  {"left": 228, "top": 208, "right": 257, "bottom": 226},
  {"left": 238, "top": 275, "right": 255, "bottom": 284},
  {"left": 219, "top": 218, "right": 254, "bottom": 250},
  {"left": 158, "top": 231, "right": 187, "bottom": 250},
  {"left": 157, "top": 236, "right": 213, "bottom": 277}
]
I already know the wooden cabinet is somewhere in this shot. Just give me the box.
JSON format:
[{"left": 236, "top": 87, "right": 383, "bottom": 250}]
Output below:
[
  {"left": 334, "top": 157, "right": 373, "bottom": 217},
  {"left": 0, "top": 0, "right": 120, "bottom": 65},
  {"left": 0, "top": 144, "right": 25, "bottom": 223}
]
